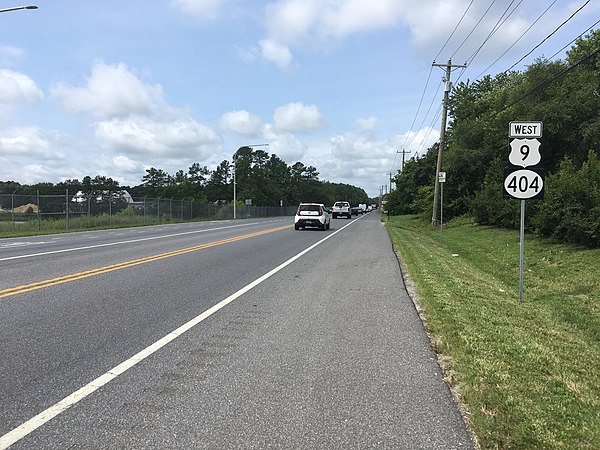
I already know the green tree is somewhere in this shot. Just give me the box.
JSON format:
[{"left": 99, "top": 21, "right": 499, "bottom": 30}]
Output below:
[{"left": 205, "top": 160, "right": 231, "bottom": 203}]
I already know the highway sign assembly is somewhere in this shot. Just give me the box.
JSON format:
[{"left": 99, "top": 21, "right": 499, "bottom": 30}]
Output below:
[{"left": 505, "top": 121, "right": 544, "bottom": 302}]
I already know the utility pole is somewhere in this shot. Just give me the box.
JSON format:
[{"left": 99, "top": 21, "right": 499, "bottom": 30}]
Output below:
[
  {"left": 389, "top": 172, "right": 393, "bottom": 191},
  {"left": 398, "top": 148, "right": 411, "bottom": 173},
  {"left": 431, "top": 59, "right": 466, "bottom": 227}
]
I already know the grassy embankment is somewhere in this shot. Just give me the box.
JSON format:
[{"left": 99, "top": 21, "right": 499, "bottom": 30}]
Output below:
[{"left": 385, "top": 215, "right": 599, "bottom": 449}]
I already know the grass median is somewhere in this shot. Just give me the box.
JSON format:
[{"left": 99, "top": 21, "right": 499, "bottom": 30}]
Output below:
[{"left": 385, "top": 215, "right": 599, "bottom": 449}]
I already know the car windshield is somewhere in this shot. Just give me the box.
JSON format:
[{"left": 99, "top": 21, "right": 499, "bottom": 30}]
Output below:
[
  {"left": 299, "top": 205, "right": 321, "bottom": 212},
  {"left": 334, "top": 202, "right": 348, "bottom": 207}
]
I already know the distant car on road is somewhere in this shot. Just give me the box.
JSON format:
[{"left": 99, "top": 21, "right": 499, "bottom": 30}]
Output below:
[
  {"left": 332, "top": 201, "right": 352, "bottom": 219},
  {"left": 294, "top": 203, "right": 331, "bottom": 230}
]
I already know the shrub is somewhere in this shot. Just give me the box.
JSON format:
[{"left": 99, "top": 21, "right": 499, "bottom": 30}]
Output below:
[{"left": 534, "top": 151, "right": 600, "bottom": 247}]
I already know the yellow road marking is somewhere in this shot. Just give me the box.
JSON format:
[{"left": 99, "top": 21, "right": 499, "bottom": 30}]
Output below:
[{"left": 0, "top": 225, "right": 291, "bottom": 299}]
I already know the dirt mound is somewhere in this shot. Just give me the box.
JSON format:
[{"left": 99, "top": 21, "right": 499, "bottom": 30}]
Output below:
[{"left": 12, "top": 203, "right": 39, "bottom": 213}]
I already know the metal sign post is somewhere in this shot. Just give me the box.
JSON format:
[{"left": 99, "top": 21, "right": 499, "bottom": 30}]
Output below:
[
  {"left": 438, "top": 172, "right": 446, "bottom": 245},
  {"left": 519, "top": 200, "right": 525, "bottom": 302},
  {"left": 504, "top": 122, "right": 544, "bottom": 302}
]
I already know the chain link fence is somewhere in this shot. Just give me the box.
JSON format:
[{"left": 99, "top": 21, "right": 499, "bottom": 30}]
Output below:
[{"left": 0, "top": 191, "right": 296, "bottom": 234}]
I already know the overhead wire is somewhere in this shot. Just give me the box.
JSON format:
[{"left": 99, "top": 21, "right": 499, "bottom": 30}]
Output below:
[
  {"left": 397, "top": 0, "right": 598, "bottom": 188},
  {"left": 464, "top": 0, "right": 524, "bottom": 66},
  {"left": 399, "top": 66, "right": 434, "bottom": 152},
  {"left": 451, "top": 0, "right": 498, "bottom": 59},
  {"left": 415, "top": 104, "right": 443, "bottom": 157},
  {"left": 391, "top": 67, "right": 439, "bottom": 175},
  {"left": 475, "top": 0, "right": 558, "bottom": 79},
  {"left": 392, "top": 0, "right": 479, "bottom": 176},
  {"left": 495, "top": 45, "right": 600, "bottom": 115},
  {"left": 547, "top": 18, "right": 600, "bottom": 60},
  {"left": 434, "top": 0, "right": 476, "bottom": 62},
  {"left": 405, "top": 79, "right": 443, "bottom": 153},
  {"left": 503, "top": 0, "right": 591, "bottom": 73},
  {"left": 391, "top": 0, "right": 591, "bottom": 179}
]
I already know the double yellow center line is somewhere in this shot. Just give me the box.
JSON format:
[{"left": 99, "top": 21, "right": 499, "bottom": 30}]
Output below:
[{"left": 0, "top": 225, "right": 291, "bottom": 299}]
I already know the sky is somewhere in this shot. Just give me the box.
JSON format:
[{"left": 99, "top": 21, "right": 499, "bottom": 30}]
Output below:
[{"left": 1, "top": 0, "right": 598, "bottom": 198}]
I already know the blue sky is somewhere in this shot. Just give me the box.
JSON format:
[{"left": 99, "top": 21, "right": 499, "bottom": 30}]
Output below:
[{"left": 1, "top": 0, "right": 598, "bottom": 198}]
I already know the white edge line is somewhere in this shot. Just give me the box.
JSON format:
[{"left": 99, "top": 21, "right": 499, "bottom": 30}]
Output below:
[
  {"left": 0, "top": 218, "right": 356, "bottom": 449},
  {"left": 0, "top": 220, "right": 283, "bottom": 262}
]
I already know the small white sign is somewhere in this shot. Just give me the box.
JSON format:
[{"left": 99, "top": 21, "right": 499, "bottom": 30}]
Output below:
[
  {"left": 438, "top": 172, "right": 446, "bottom": 183},
  {"left": 509, "top": 121, "right": 543, "bottom": 138},
  {"left": 509, "top": 138, "right": 541, "bottom": 167}
]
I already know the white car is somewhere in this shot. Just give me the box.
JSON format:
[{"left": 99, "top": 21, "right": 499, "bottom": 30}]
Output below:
[
  {"left": 332, "top": 201, "right": 352, "bottom": 219},
  {"left": 294, "top": 203, "right": 331, "bottom": 230}
]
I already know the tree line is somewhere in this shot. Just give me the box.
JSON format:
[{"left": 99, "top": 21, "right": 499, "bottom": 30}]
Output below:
[
  {"left": 387, "top": 29, "right": 600, "bottom": 247},
  {"left": 1, "top": 147, "right": 372, "bottom": 208}
]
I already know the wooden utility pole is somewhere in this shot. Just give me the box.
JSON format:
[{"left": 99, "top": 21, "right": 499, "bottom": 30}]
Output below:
[
  {"left": 398, "top": 148, "right": 411, "bottom": 173},
  {"left": 431, "top": 59, "right": 466, "bottom": 227}
]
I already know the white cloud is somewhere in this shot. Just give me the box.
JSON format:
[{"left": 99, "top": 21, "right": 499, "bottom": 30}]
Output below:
[
  {"left": 265, "top": 0, "right": 403, "bottom": 45},
  {"left": 259, "top": 0, "right": 405, "bottom": 66},
  {"left": 0, "top": 127, "right": 79, "bottom": 185},
  {"left": 112, "top": 155, "right": 139, "bottom": 173},
  {"left": 259, "top": 39, "right": 294, "bottom": 69},
  {"left": 0, "top": 45, "right": 25, "bottom": 66},
  {"left": 95, "top": 118, "right": 221, "bottom": 159},
  {"left": 262, "top": 127, "right": 306, "bottom": 162},
  {"left": 273, "top": 102, "right": 325, "bottom": 133},
  {"left": 219, "top": 110, "right": 263, "bottom": 136},
  {"left": 330, "top": 132, "right": 391, "bottom": 161},
  {"left": 357, "top": 117, "right": 378, "bottom": 132},
  {"left": 51, "top": 62, "right": 164, "bottom": 120},
  {"left": 171, "top": 0, "right": 228, "bottom": 19},
  {"left": 0, "top": 70, "right": 44, "bottom": 112},
  {"left": 264, "top": 0, "right": 321, "bottom": 45},
  {"left": 400, "top": 126, "right": 438, "bottom": 157},
  {"left": 258, "top": 0, "right": 574, "bottom": 68},
  {"left": 0, "top": 126, "right": 66, "bottom": 160}
]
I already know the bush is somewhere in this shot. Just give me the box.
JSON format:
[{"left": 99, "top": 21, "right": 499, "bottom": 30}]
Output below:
[
  {"left": 470, "top": 157, "right": 525, "bottom": 229},
  {"left": 534, "top": 151, "right": 600, "bottom": 247}
]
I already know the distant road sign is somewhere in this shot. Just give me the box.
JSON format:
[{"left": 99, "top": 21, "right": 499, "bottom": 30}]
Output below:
[
  {"left": 509, "top": 138, "right": 541, "bottom": 167},
  {"left": 509, "top": 121, "right": 543, "bottom": 138},
  {"left": 503, "top": 168, "right": 545, "bottom": 200},
  {"left": 438, "top": 172, "right": 446, "bottom": 183}
]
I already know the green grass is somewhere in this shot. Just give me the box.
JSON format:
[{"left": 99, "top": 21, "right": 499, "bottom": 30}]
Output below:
[
  {"left": 385, "top": 215, "right": 600, "bottom": 449},
  {"left": 0, "top": 214, "right": 168, "bottom": 238}
]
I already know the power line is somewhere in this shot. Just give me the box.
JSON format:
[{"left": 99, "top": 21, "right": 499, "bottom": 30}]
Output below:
[
  {"left": 495, "top": 45, "right": 600, "bottom": 115},
  {"left": 434, "top": 0, "right": 476, "bottom": 62},
  {"left": 504, "top": 0, "right": 591, "bottom": 73},
  {"left": 395, "top": 0, "right": 475, "bottom": 175},
  {"left": 465, "top": 0, "right": 524, "bottom": 65},
  {"left": 399, "top": 66, "right": 433, "bottom": 152},
  {"left": 405, "top": 79, "right": 443, "bottom": 154},
  {"left": 475, "top": 0, "right": 558, "bottom": 79},
  {"left": 415, "top": 103, "right": 443, "bottom": 157},
  {"left": 547, "top": 18, "right": 600, "bottom": 60},
  {"left": 451, "top": 0, "right": 498, "bottom": 59}
]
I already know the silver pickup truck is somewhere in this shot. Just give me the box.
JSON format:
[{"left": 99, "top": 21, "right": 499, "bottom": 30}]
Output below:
[{"left": 332, "top": 201, "right": 352, "bottom": 219}]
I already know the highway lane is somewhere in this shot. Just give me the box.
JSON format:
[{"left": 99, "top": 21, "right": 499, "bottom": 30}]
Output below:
[
  {"left": 1, "top": 218, "right": 316, "bottom": 433},
  {"left": 0, "top": 218, "right": 291, "bottom": 289},
  {"left": 1, "top": 214, "right": 474, "bottom": 448}
]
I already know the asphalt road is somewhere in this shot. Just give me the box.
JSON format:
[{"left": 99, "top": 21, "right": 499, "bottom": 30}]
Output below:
[{"left": 0, "top": 214, "right": 475, "bottom": 449}]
